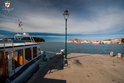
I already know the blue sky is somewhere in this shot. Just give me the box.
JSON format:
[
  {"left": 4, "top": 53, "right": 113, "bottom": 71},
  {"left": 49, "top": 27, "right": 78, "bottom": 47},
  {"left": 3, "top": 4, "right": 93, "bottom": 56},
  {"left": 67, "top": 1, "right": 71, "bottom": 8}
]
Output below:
[{"left": 0, "top": 0, "right": 124, "bottom": 41}]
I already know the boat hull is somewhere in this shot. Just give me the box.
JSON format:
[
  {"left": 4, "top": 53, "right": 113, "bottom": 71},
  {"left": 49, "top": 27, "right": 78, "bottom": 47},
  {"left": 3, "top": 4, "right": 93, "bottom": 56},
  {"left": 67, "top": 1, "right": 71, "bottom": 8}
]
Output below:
[{"left": 6, "top": 55, "right": 41, "bottom": 83}]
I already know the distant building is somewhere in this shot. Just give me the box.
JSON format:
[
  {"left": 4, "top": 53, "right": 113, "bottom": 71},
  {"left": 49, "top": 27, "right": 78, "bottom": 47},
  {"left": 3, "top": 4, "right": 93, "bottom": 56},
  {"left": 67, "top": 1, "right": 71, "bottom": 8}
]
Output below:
[
  {"left": 102, "top": 40, "right": 112, "bottom": 44},
  {"left": 68, "top": 38, "right": 81, "bottom": 43},
  {"left": 111, "top": 38, "right": 124, "bottom": 44},
  {"left": 68, "top": 38, "right": 124, "bottom": 44}
]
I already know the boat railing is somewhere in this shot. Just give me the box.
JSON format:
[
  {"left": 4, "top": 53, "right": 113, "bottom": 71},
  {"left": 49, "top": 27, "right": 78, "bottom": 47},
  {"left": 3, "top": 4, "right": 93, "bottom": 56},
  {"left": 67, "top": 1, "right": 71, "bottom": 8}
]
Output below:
[{"left": 0, "top": 39, "right": 13, "bottom": 48}]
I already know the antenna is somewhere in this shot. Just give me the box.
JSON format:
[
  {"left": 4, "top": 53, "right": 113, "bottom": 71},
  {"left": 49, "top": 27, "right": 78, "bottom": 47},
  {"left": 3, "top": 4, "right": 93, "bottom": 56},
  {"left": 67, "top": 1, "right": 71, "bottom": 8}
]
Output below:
[{"left": 18, "top": 19, "right": 23, "bottom": 34}]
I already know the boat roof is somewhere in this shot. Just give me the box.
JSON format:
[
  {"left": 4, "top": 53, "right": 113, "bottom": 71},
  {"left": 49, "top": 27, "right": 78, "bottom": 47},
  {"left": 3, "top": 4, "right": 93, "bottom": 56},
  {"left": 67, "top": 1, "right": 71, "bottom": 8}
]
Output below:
[
  {"left": 0, "top": 40, "right": 39, "bottom": 49},
  {"left": 0, "top": 32, "right": 39, "bottom": 49}
]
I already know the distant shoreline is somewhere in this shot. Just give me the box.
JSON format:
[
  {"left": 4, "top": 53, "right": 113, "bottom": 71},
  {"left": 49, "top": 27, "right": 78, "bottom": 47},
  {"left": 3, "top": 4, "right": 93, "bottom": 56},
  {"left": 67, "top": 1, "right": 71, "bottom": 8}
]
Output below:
[{"left": 68, "top": 38, "right": 124, "bottom": 44}]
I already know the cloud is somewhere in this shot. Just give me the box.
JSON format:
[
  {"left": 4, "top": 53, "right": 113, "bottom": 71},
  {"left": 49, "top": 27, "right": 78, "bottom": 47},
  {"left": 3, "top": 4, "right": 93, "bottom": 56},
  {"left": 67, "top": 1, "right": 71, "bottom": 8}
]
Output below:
[
  {"left": 18, "top": 13, "right": 64, "bottom": 33},
  {"left": 0, "top": 0, "right": 124, "bottom": 37},
  {"left": 0, "top": 34, "right": 4, "bottom": 37},
  {"left": 68, "top": 7, "right": 124, "bottom": 34},
  {"left": 0, "top": 21, "right": 18, "bottom": 31}
]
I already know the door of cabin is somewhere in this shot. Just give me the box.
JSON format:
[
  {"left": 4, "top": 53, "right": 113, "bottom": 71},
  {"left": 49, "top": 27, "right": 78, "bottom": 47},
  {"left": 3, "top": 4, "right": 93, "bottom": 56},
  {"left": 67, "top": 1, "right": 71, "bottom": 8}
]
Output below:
[{"left": 0, "top": 51, "right": 8, "bottom": 82}]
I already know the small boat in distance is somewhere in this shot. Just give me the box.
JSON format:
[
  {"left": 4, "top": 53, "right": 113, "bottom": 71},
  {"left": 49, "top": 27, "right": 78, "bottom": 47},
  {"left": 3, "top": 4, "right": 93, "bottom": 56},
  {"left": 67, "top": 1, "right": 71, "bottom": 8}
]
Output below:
[{"left": 0, "top": 32, "right": 43, "bottom": 83}]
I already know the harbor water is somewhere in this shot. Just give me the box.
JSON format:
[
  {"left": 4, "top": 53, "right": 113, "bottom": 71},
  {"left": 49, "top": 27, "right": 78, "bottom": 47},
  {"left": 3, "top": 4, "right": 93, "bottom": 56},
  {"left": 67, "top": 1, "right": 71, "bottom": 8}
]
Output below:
[{"left": 40, "top": 42, "right": 124, "bottom": 55}]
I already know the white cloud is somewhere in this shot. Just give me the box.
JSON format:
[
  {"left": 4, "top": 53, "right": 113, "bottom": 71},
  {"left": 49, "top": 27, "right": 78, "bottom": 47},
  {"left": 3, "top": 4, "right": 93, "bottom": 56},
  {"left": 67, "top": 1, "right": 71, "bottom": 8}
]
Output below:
[
  {"left": 0, "top": 5, "right": 124, "bottom": 35},
  {"left": 21, "top": 7, "right": 124, "bottom": 34},
  {"left": 68, "top": 8, "right": 124, "bottom": 34},
  {"left": 17, "top": 13, "right": 65, "bottom": 33},
  {"left": 0, "top": 22, "right": 18, "bottom": 32}
]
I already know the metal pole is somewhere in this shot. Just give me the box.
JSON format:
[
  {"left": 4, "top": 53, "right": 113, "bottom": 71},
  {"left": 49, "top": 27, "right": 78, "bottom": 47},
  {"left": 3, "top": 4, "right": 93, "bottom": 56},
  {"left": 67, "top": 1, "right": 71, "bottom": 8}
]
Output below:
[{"left": 65, "top": 18, "right": 67, "bottom": 59}]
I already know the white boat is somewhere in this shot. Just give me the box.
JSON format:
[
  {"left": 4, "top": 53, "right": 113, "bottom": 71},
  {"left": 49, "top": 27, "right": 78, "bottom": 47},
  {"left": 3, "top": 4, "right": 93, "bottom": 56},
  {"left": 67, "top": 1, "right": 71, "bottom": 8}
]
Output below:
[{"left": 0, "top": 33, "right": 43, "bottom": 83}]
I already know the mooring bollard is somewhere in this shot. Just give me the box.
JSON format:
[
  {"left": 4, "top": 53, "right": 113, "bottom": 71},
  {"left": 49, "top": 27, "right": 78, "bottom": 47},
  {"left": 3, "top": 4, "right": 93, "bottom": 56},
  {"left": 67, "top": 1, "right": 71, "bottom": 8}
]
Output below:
[
  {"left": 60, "top": 49, "right": 65, "bottom": 55},
  {"left": 117, "top": 53, "right": 122, "bottom": 59},
  {"left": 110, "top": 51, "right": 114, "bottom": 57}
]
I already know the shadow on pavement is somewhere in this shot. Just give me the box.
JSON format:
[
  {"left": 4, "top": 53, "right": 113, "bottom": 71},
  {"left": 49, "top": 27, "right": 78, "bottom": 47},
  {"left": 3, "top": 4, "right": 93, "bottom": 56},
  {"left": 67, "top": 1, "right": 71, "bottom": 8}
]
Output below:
[
  {"left": 40, "top": 78, "right": 66, "bottom": 83},
  {"left": 27, "top": 54, "right": 66, "bottom": 83}
]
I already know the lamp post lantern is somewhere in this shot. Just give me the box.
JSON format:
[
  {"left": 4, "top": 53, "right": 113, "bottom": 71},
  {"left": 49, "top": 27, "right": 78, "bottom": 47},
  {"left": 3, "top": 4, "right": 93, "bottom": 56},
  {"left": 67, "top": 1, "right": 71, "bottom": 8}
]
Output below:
[{"left": 63, "top": 10, "right": 69, "bottom": 59}]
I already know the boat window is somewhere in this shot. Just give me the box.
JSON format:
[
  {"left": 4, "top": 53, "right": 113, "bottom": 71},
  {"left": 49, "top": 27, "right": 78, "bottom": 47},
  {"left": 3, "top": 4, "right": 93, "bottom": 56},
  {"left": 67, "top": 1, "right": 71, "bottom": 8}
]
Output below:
[
  {"left": 33, "top": 47, "right": 37, "bottom": 58},
  {"left": 25, "top": 48, "right": 31, "bottom": 62},
  {"left": 13, "top": 49, "right": 23, "bottom": 68},
  {"left": 18, "top": 49, "right": 23, "bottom": 65}
]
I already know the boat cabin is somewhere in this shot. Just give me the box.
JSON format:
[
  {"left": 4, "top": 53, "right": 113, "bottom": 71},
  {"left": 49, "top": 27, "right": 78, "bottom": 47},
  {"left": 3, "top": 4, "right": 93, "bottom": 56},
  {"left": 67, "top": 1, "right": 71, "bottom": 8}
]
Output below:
[{"left": 0, "top": 38, "right": 42, "bottom": 82}]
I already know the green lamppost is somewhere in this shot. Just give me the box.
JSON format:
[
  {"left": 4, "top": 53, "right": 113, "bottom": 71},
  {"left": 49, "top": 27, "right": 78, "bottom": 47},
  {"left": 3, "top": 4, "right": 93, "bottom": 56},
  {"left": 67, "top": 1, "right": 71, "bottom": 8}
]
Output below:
[{"left": 63, "top": 10, "right": 69, "bottom": 59}]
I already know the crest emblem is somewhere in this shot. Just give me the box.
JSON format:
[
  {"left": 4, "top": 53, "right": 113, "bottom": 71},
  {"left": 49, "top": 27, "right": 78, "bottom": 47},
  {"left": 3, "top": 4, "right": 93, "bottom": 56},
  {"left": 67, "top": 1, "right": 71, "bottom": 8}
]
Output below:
[{"left": 5, "top": 1, "right": 10, "bottom": 8}]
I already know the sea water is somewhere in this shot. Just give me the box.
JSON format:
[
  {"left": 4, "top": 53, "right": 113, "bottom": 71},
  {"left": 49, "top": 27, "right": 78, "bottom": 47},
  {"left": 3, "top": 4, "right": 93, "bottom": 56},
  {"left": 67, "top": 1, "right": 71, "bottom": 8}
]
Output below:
[{"left": 40, "top": 42, "right": 124, "bottom": 55}]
